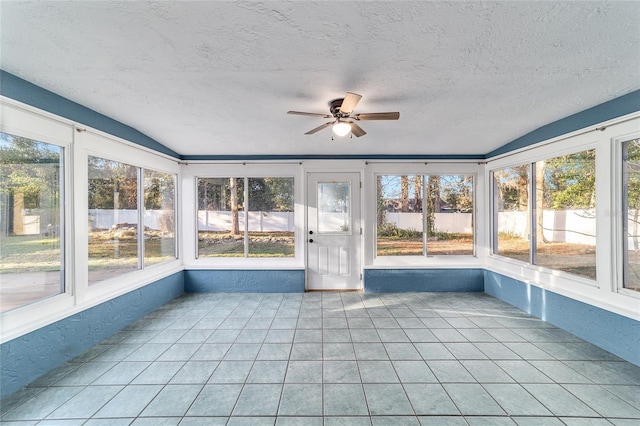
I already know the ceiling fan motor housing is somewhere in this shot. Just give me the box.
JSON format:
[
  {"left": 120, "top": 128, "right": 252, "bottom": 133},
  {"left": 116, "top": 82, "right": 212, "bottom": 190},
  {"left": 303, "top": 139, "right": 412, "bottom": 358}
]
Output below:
[{"left": 329, "top": 98, "right": 347, "bottom": 117}]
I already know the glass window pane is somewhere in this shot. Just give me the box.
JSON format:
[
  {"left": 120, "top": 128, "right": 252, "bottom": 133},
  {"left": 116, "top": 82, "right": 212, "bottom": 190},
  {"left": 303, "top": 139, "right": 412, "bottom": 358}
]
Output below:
[
  {"left": 376, "top": 175, "right": 423, "bottom": 256},
  {"left": 623, "top": 139, "right": 640, "bottom": 291},
  {"left": 317, "top": 181, "right": 351, "bottom": 235},
  {"left": 493, "top": 165, "right": 531, "bottom": 262},
  {"left": 144, "top": 170, "right": 176, "bottom": 266},
  {"left": 248, "top": 177, "right": 294, "bottom": 258},
  {"left": 0, "top": 132, "right": 63, "bottom": 312},
  {"left": 427, "top": 175, "right": 474, "bottom": 255},
  {"left": 535, "top": 150, "right": 596, "bottom": 279},
  {"left": 197, "top": 177, "right": 245, "bottom": 257},
  {"left": 88, "top": 156, "right": 139, "bottom": 284}
]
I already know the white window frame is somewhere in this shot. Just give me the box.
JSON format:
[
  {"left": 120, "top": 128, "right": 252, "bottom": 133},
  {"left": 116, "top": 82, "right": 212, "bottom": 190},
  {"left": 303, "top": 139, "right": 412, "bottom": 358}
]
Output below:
[
  {"left": 181, "top": 163, "right": 305, "bottom": 270},
  {"left": 0, "top": 99, "right": 75, "bottom": 341},
  {"left": 77, "top": 129, "right": 182, "bottom": 304},
  {"left": 365, "top": 162, "right": 484, "bottom": 269},
  {"left": 614, "top": 130, "right": 640, "bottom": 298},
  {"left": 142, "top": 167, "right": 179, "bottom": 266},
  {"left": 485, "top": 113, "right": 640, "bottom": 320},
  {"left": 0, "top": 98, "right": 182, "bottom": 343}
]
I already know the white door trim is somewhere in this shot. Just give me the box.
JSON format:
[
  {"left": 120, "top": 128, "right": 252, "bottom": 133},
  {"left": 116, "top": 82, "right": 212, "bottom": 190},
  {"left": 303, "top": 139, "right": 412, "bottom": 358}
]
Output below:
[{"left": 306, "top": 172, "right": 362, "bottom": 291}]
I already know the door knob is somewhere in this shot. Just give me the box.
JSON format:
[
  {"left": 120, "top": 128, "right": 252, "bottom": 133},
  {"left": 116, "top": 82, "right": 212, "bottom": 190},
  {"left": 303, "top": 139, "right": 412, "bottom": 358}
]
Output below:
[
  {"left": 309, "top": 230, "right": 314, "bottom": 235},
  {"left": 309, "top": 239, "right": 314, "bottom": 243}
]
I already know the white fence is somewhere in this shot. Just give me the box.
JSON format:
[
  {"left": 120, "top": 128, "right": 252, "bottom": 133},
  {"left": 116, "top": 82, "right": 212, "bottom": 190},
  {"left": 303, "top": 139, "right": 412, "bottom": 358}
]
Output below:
[
  {"left": 498, "top": 210, "right": 597, "bottom": 245},
  {"left": 58, "top": 209, "right": 640, "bottom": 249},
  {"left": 88, "top": 209, "right": 295, "bottom": 232},
  {"left": 198, "top": 211, "right": 294, "bottom": 232},
  {"left": 384, "top": 212, "right": 473, "bottom": 234}
]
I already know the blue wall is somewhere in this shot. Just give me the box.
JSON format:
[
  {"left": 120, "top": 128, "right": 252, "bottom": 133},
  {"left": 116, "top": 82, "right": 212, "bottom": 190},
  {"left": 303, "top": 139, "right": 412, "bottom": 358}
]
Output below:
[
  {"left": 364, "top": 268, "right": 484, "bottom": 292},
  {"left": 0, "top": 70, "right": 179, "bottom": 159},
  {"left": 486, "top": 89, "right": 640, "bottom": 158},
  {"left": 2, "top": 268, "right": 639, "bottom": 400},
  {"left": 184, "top": 269, "right": 305, "bottom": 293},
  {"left": 484, "top": 270, "right": 640, "bottom": 366},
  {"left": 0, "top": 273, "right": 184, "bottom": 398}
]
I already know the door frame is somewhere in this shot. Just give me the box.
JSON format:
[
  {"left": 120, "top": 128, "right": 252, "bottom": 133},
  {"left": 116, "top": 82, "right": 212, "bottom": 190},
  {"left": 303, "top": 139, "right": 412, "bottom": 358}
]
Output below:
[{"left": 305, "top": 170, "right": 363, "bottom": 291}]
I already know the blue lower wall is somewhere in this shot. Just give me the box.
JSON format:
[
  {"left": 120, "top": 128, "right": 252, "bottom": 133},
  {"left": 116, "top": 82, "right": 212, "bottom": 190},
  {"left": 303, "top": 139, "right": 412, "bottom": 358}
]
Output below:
[
  {"left": 484, "top": 270, "right": 640, "bottom": 366},
  {"left": 0, "top": 272, "right": 184, "bottom": 398},
  {"left": 364, "top": 268, "right": 484, "bottom": 292},
  {"left": 184, "top": 269, "right": 305, "bottom": 293},
  {"left": 3, "top": 268, "right": 639, "bottom": 399}
]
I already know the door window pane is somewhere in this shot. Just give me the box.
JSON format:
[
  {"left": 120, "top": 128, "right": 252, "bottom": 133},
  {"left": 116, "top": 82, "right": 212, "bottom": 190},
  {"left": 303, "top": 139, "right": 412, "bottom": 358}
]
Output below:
[
  {"left": 377, "top": 175, "right": 423, "bottom": 256},
  {"left": 248, "top": 177, "right": 294, "bottom": 257},
  {"left": 197, "top": 177, "right": 245, "bottom": 257},
  {"left": 623, "top": 139, "right": 640, "bottom": 291},
  {"left": 144, "top": 170, "right": 176, "bottom": 265},
  {"left": 427, "top": 175, "right": 474, "bottom": 255},
  {"left": 0, "top": 132, "right": 63, "bottom": 312},
  {"left": 493, "top": 165, "right": 530, "bottom": 262},
  {"left": 88, "top": 156, "right": 139, "bottom": 284},
  {"left": 317, "top": 181, "right": 351, "bottom": 234},
  {"left": 534, "top": 150, "right": 596, "bottom": 279}
]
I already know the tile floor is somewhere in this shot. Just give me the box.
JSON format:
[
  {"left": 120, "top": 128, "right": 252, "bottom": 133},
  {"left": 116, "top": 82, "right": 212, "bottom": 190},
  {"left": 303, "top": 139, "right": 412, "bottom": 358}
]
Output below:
[{"left": 1, "top": 292, "right": 640, "bottom": 425}]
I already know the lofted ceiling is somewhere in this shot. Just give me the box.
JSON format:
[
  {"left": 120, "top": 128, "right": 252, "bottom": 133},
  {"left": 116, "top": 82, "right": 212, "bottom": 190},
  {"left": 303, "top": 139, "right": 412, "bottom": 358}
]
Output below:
[{"left": 1, "top": 1, "right": 639, "bottom": 158}]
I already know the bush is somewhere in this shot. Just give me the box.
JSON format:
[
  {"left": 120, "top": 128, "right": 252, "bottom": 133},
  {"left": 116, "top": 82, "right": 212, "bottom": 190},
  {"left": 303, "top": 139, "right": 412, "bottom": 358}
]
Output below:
[{"left": 377, "top": 223, "right": 422, "bottom": 239}]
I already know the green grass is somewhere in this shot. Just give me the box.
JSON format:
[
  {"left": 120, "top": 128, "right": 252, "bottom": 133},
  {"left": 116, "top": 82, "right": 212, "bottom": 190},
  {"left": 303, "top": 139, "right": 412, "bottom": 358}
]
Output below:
[
  {"left": 1, "top": 235, "right": 62, "bottom": 273},
  {"left": 198, "top": 231, "right": 294, "bottom": 257},
  {"left": 1, "top": 234, "right": 175, "bottom": 273}
]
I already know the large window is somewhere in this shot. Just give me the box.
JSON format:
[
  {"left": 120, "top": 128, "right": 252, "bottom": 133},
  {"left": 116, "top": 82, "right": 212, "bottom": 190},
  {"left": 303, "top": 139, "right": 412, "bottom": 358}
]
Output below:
[
  {"left": 144, "top": 170, "right": 176, "bottom": 265},
  {"left": 623, "top": 138, "right": 640, "bottom": 292},
  {"left": 0, "top": 133, "right": 64, "bottom": 312},
  {"left": 534, "top": 150, "right": 596, "bottom": 279},
  {"left": 88, "top": 157, "right": 177, "bottom": 285},
  {"left": 492, "top": 149, "right": 596, "bottom": 280},
  {"left": 376, "top": 174, "right": 474, "bottom": 256},
  {"left": 88, "top": 156, "right": 139, "bottom": 284},
  {"left": 492, "top": 164, "right": 530, "bottom": 262},
  {"left": 197, "top": 177, "right": 294, "bottom": 258}
]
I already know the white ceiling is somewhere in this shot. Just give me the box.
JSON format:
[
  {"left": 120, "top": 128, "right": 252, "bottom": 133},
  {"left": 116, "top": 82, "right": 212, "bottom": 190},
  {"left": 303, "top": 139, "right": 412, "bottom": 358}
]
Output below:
[{"left": 1, "top": 1, "right": 639, "bottom": 157}]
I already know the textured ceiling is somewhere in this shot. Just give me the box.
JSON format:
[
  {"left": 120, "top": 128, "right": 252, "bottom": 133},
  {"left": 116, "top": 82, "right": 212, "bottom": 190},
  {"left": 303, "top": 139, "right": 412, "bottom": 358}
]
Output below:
[{"left": 1, "top": 1, "right": 639, "bottom": 157}]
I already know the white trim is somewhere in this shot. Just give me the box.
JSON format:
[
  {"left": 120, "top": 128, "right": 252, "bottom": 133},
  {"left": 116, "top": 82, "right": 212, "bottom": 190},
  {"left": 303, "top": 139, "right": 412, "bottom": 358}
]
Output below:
[
  {"left": 364, "top": 163, "right": 484, "bottom": 268},
  {"left": 485, "top": 259, "right": 640, "bottom": 321},
  {"left": 1, "top": 263, "right": 183, "bottom": 343},
  {"left": 1, "top": 98, "right": 183, "bottom": 343},
  {"left": 181, "top": 163, "right": 305, "bottom": 269},
  {"left": 485, "top": 116, "right": 640, "bottom": 320}
]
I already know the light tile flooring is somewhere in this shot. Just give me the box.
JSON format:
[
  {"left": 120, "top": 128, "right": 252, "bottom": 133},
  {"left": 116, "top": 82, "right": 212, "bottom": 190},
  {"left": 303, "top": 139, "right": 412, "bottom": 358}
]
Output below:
[{"left": 2, "top": 292, "right": 640, "bottom": 425}]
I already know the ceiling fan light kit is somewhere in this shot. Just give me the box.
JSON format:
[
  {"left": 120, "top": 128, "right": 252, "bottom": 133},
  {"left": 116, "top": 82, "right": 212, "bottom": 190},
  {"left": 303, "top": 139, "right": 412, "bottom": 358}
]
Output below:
[
  {"left": 288, "top": 92, "right": 400, "bottom": 138},
  {"left": 332, "top": 121, "right": 352, "bottom": 137}
]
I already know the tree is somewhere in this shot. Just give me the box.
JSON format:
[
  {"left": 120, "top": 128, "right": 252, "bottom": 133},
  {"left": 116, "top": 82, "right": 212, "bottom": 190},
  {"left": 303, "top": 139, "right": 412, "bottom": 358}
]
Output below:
[
  {"left": 542, "top": 150, "right": 596, "bottom": 210},
  {"left": 230, "top": 177, "right": 240, "bottom": 235},
  {"left": 414, "top": 176, "right": 422, "bottom": 212},
  {"left": 87, "top": 156, "right": 137, "bottom": 210},
  {"left": 426, "top": 175, "right": 441, "bottom": 236},
  {"left": 1, "top": 133, "right": 62, "bottom": 235},
  {"left": 376, "top": 176, "right": 385, "bottom": 226},
  {"left": 400, "top": 176, "right": 409, "bottom": 212}
]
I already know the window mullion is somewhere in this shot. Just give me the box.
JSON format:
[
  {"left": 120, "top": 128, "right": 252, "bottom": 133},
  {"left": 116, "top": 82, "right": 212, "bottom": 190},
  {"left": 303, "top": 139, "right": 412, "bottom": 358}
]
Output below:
[
  {"left": 490, "top": 171, "right": 498, "bottom": 255},
  {"left": 244, "top": 176, "right": 249, "bottom": 258},
  {"left": 529, "top": 162, "right": 537, "bottom": 266},
  {"left": 138, "top": 167, "right": 144, "bottom": 270},
  {"left": 422, "top": 175, "right": 428, "bottom": 257}
]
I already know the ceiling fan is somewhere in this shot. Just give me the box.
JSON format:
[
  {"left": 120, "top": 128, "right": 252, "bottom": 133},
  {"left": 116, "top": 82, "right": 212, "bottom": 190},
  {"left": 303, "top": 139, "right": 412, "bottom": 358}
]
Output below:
[{"left": 287, "top": 92, "right": 400, "bottom": 138}]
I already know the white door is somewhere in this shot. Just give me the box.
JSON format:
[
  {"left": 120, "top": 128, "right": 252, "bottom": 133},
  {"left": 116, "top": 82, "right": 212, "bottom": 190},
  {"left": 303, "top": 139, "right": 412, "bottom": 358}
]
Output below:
[{"left": 307, "top": 172, "right": 361, "bottom": 290}]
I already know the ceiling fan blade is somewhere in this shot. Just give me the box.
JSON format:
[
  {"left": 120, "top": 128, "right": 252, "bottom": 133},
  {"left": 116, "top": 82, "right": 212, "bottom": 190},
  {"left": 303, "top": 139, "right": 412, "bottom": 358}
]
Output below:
[
  {"left": 288, "top": 111, "right": 332, "bottom": 118},
  {"left": 305, "top": 121, "right": 334, "bottom": 135},
  {"left": 339, "top": 92, "right": 362, "bottom": 114},
  {"left": 350, "top": 122, "right": 367, "bottom": 137},
  {"left": 353, "top": 112, "right": 400, "bottom": 121}
]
